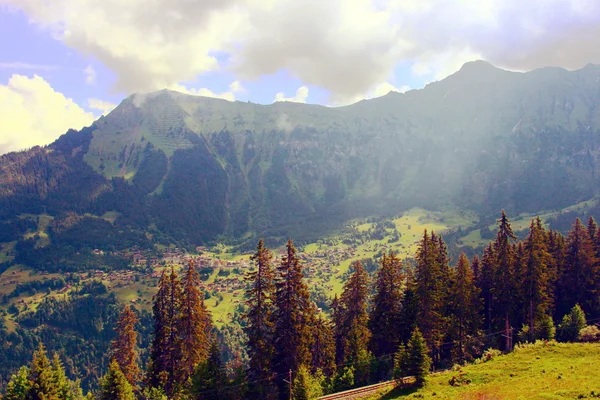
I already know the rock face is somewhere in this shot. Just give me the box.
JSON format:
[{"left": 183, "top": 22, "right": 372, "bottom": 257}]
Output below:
[{"left": 2, "top": 61, "right": 600, "bottom": 245}]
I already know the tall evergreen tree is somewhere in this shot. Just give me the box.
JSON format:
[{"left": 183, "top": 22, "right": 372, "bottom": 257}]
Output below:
[
  {"left": 587, "top": 216, "right": 597, "bottom": 241},
  {"left": 478, "top": 243, "right": 496, "bottom": 332},
  {"left": 310, "top": 314, "right": 336, "bottom": 378},
  {"left": 98, "top": 361, "right": 136, "bottom": 400},
  {"left": 148, "top": 267, "right": 181, "bottom": 395},
  {"left": 28, "top": 344, "right": 61, "bottom": 399},
  {"left": 190, "top": 339, "right": 227, "bottom": 400},
  {"left": 339, "top": 261, "right": 371, "bottom": 363},
  {"left": 272, "top": 240, "right": 314, "bottom": 399},
  {"left": 522, "top": 218, "right": 553, "bottom": 337},
  {"left": 449, "top": 253, "right": 482, "bottom": 362},
  {"left": 4, "top": 366, "right": 31, "bottom": 400},
  {"left": 110, "top": 305, "right": 140, "bottom": 387},
  {"left": 244, "top": 239, "right": 277, "bottom": 399},
  {"left": 369, "top": 252, "right": 404, "bottom": 358},
  {"left": 406, "top": 328, "right": 432, "bottom": 388},
  {"left": 559, "top": 218, "right": 600, "bottom": 316},
  {"left": 175, "top": 259, "right": 212, "bottom": 387},
  {"left": 415, "top": 231, "right": 450, "bottom": 361},
  {"left": 491, "top": 210, "right": 517, "bottom": 350}
]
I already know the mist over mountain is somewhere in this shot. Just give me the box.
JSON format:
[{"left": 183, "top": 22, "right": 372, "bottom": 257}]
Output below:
[{"left": 2, "top": 61, "right": 600, "bottom": 249}]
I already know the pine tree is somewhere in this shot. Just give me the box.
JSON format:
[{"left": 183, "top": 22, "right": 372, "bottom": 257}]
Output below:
[
  {"left": 407, "top": 328, "right": 432, "bottom": 388},
  {"left": 415, "top": 231, "right": 450, "bottom": 361},
  {"left": 175, "top": 259, "right": 212, "bottom": 387},
  {"left": 557, "top": 304, "right": 587, "bottom": 342},
  {"left": 110, "top": 305, "right": 140, "bottom": 387},
  {"left": 559, "top": 219, "right": 600, "bottom": 316},
  {"left": 449, "top": 253, "right": 482, "bottom": 362},
  {"left": 190, "top": 339, "right": 227, "bottom": 400},
  {"left": 51, "top": 353, "right": 83, "bottom": 400},
  {"left": 98, "top": 361, "right": 136, "bottom": 400},
  {"left": 148, "top": 267, "right": 181, "bottom": 394},
  {"left": 331, "top": 294, "right": 345, "bottom": 365},
  {"left": 244, "top": 239, "right": 277, "bottom": 399},
  {"left": 491, "top": 210, "right": 517, "bottom": 351},
  {"left": 522, "top": 218, "right": 553, "bottom": 338},
  {"left": 292, "top": 365, "right": 324, "bottom": 400},
  {"left": 587, "top": 216, "right": 597, "bottom": 241},
  {"left": 4, "top": 366, "right": 31, "bottom": 400},
  {"left": 273, "top": 239, "right": 315, "bottom": 399},
  {"left": 369, "top": 252, "right": 404, "bottom": 358},
  {"left": 336, "top": 261, "right": 372, "bottom": 384},
  {"left": 28, "top": 343, "right": 61, "bottom": 399},
  {"left": 310, "top": 314, "right": 336, "bottom": 378},
  {"left": 478, "top": 243, "right": 496, "bottom": 332}
]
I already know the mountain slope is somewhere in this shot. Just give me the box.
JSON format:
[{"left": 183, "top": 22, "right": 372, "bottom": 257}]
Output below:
[{"left": 2, "top": 61, "right": 600, "bottom": 250}]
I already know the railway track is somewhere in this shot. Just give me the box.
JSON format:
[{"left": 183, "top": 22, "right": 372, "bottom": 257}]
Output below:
[{"left": 317, "top": 379, "right": 397, "bottom": 400}]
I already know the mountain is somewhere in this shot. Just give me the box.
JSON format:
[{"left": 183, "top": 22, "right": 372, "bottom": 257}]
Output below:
[{"left": 2, "top": 61, "right": 600, "bottom": 255}]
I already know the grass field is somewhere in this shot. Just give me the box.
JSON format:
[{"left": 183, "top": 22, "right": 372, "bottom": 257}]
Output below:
[{"left": 372, "top": 342, "right": 600, "bottom": 400}]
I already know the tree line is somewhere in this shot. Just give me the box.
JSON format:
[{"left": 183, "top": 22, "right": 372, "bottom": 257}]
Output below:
[{"left": 3, "top": 211, "right": 600, "bottom": 399}]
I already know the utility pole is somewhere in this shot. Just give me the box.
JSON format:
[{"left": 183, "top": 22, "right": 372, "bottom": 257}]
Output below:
[{"left": 283, "top": 369, "right": 293, "bottom": 400}]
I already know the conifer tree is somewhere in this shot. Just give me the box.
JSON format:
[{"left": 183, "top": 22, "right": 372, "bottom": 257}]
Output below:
[
  {"left": 310, "top": 314, "right": 336, "bottom": 378},
  {"left": 339, "top": 261, "right": 371, "bottom": 363},
  {"left": 559, "top": 218, "right": 600, "bottom": 316},
  {"left": 415, "top": 231, "right": 450, "bottom": 360},
  {"left": 478, "top": 243, "right": 496, "bottom": 332},
  {"left": 369, "top": 252, "right": 404, "bottom": 358},
  {"left": 273, "top": 239, "right": 314, "bottom": 399},
  {"left": 148, "top": 267, "right": 181, "bottom": 394},
  {"left": 331, "top": 294, "right": 345, "bottom": 365},
  {"left": 522, "top": 218, "right": 553, "bottom": 337},
  {"left": 337, "top": 261, "right": 372, "bottom": 384},
  {"left": 175, "top": 259, "right": 212, "bottom": 387},
  {"left": 407, "top": 328, "right": 431, "bottom": 388},
  {"left": 190, "top": 339, "right": 227, "bottom": 400},
  {"left": 491, "top": 210, "right": 517, "bottom": 350},
  {"left": 588, "top": 216, "right": 597, "bottom": 241},
  {"left": 98, "top": 361, "right": 136, "bottom": 400},
  {"left": 244, "top": 239, "right": 277, "bottom": 399},
  {"left": 449, "top": 253, "right": 481, "bottom": 362},
  {"left": 292, "top": 365, "right": 324, "bottom": 400},
  {"left": 28, "top": 344, "right": 61, "bottom": 399},
  {"left": 4, "top": 366, "right": 30, "bottom": 400},
  {"left": 51, "top": 353, "right": 83, "bottom": 400},
  {"left": 110, "top": 305, "right": 140, "bottom": 387}
]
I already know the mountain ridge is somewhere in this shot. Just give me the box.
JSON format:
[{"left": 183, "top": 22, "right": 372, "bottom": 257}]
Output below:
[{"left": 2, "top": 61, "right": 600, "bottom": 255}]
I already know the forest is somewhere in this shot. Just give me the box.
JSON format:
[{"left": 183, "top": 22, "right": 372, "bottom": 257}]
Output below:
[{"left": 2, "top": 211, "right": 600, "bottom": 399}]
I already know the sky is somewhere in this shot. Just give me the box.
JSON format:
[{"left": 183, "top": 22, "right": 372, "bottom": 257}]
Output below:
[{"left": 1, "top": 0, "right": 600, "bottom": 154}]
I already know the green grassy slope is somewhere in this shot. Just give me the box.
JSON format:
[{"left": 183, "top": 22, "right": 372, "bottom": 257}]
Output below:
[{"left": 374, "top": 342, "right": 600, "bottom": 400}]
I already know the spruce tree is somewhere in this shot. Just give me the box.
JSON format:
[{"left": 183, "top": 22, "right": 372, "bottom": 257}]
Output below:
[
  {"left": 338, "top": 261, "right": 371, "bottom": 384},
  {"left": 559, "top": 219, "right": 600, "bottom": 316},
  {"left": 244, "top": 239, "right": 277, "bottom": 399},
  {"left": 310, "top": 314, "right": 336, "bottom": 378},
  {"left": 175, "top": 259, "right": 212, "bottom": 387},
  {"left": 478, "top": 243, "right": 496, "bottom": 332},
  {"left": 588, "top": 216, "right": 597, "bottom": 241},
  {"left": 190, "top": 339, "right": 227, "bottom": 400},
  {"left": 110, "top": 305, "right": 140, "bottom": 387},
  {"left": 369, "top": 252, "right": 404, "bottom": 358},
  {"left": 98, "top": 361, "right": 136, "bottom": 400},
  {"left": 28, "top": 344, "right": 61, "bottom": 399},
  {"left": 148, "top": 267, "right": 181, "bottom": 394},
  {"left": 407, "top": 328, "right": 431, "bottom": 388},
  {"left": 415, "top": 231, "right": 450, "bottom": 361},
  {"left": 491, "top": 210, "right": 517, "bottom": 350},
  {"left": 292, "top": 365, "right": 324, "bottom": 400},
  {"left": 4, "top": 366, "right": 30, "bottom": 400},
  {"left": 449, "top": 253, "right": 482, "bottom": 362},
  {"left": 522, "top": 218, "right": 553, "bottom": 337},
  {"left": 273, "top": 239, "right": 314, "bottom": 399}
]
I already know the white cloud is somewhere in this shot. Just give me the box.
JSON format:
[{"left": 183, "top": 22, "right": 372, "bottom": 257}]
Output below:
[
  {"left": 2, "top": 0, "right": 600, "bottom": 102},
  {"left": 274, "top": 86, "right": 309, "bottom": 103},
  {"left": 0, "top": 74, "right": 95, "bottom": 155},
  {"left": 88, "top": 98, "right": 116, "bottom": 115},
  {"left": 84, "top": 65, "right": 96, "bottom": 84},
  {"left": 371, "top": 82, "right": 410, "bottom": 97},
  {"left": 169, "top": 80, "right": 244, "bottom": 101}
]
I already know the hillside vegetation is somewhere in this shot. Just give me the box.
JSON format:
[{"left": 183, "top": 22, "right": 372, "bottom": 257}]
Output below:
[{"left": 374, "top": 342, "right": 600, "bottom": 400}]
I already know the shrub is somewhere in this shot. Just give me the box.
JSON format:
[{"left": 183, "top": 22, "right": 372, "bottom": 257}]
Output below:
[{"left": 579, "top": 325, "right": 600, "bottom": 342}]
